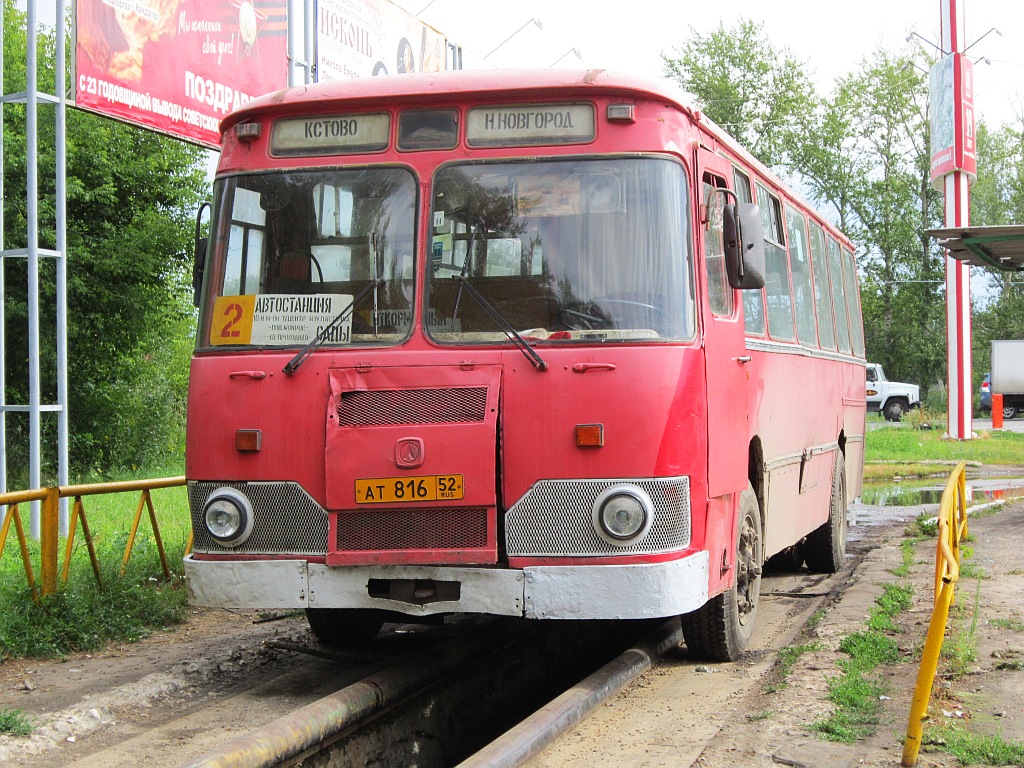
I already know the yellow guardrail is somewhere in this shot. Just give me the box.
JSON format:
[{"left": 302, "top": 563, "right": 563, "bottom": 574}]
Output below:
[
  {"left": 0, "top": 476, "right": 188, "bottom": 602},
  {"left": 901, "top": 460, "right": 969, "bottom": 767}
]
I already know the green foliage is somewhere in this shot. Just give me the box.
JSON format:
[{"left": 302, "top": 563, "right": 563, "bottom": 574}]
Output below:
[
  {"left": 924, "top": 724, "right": 1024, "bottom": 766},
  {"left": 0, "top": 708, "right": 33, "bottom": 736},
  {"left": 661, "top": 19, "right": 816, "bottom": 168},
  {"left": 812, "top": 670, "right": 888, "bottom": 742},
  {"left": 866, "top": 583, "right": 914, "bottom": 633},
  {"left": 2, "top": 0, "right": 207, "bottom": 478}
]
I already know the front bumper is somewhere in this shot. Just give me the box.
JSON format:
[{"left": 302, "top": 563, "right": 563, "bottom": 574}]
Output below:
[{"left": 183, "top": 551, "right": 709, "bottom": 620}]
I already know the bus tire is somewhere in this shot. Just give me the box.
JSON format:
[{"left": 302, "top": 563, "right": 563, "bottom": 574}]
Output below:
[
  {"left": 681, "top": 484, "right": 761, "bottom": 662},
  {"left": 805, "top": 451, "right": 847, "bottom": 573},
  {"left": 305, "top": 608, "right": 385, "bottom": 646}
]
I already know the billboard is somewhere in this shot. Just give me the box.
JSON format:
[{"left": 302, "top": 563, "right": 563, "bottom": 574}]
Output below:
[
  {"left": 74, "top": 0, "right": 289, "bottom": 148},
  {"left": 929, "top": 53, "right": 977, "bottom": 187},
  {"left": 316, "top": 0, "right": 446, "bottom": 81}
]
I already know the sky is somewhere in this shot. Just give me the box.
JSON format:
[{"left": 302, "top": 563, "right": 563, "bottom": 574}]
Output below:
[{"left": 392, "top": 0, "right": 1024, "bottom": 128}]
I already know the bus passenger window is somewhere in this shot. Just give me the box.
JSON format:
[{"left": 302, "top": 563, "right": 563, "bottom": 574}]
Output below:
[
  {"left": 756, "top": 184, "right": 794, "bottom": 341},
  {"left": 808, "top": 223, "right": 836, "bottom": 351},
  {"left": 224, "top": 187, "right": 266, "bottom": 296},
  {"left": 843, "top": 248, "right": 865, "bottom": 357},
  {"left": 828, "top": 237, "right": 852, "bottom": 353},
  {"left": 786, "top": 207, "right": 817, "bottom": 346}
]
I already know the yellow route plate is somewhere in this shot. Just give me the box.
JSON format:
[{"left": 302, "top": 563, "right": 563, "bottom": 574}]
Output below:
[{"left": 355, "top": 474, "right": 464, "bottom": 504}]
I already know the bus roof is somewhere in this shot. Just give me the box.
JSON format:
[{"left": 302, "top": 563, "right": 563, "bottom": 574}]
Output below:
[
  {"left": 222, "top": 69, "right": 852, "bottom": 250},
  {"left": 223, "top": 69, "right": 695, "bottom": 133}
]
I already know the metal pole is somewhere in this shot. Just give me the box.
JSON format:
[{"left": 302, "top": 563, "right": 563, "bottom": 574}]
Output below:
[
  {"left": 27, "top": 0, "right": 43, "bottom": 535},
  {"left": 1, "top": 0, "right": 7, "bottom": 521},
  {"left": 56, "top": 0, "right": 70, "bottom": 533},
  {"left": 304, "top": 0, "right": 315, "bottom": 83},
  {"left": 941, "top": 0, "right": 973, "bottom": 440}
]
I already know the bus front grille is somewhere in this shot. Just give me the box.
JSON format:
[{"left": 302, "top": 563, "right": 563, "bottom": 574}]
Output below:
[
  {"left": 337, "top": 386, "right": 488, "bottom": 426},
  {"left": 188, "top": 481, "right": 328, "bottom": 555},
  {"left": 505, "top": 477, "right": 691, "bottom": 557},
  {"left": 335, "top": 507, "right": 491, "bottom": 552}
]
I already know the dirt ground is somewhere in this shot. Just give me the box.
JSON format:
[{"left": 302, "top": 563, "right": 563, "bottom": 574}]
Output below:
[
  {"left": 2, "top": 497, "right": 1024, "bottom": 768},
  {"left": 528, "top": 498, "right": 1024, "bottom": 768}
]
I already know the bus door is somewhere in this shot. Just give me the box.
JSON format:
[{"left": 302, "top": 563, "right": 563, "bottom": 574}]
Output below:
[{"left": 698, "top": 151, "right": 750, "bottom": 498}]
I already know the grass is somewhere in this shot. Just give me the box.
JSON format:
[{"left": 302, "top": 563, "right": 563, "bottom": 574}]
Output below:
[
  {"left": 941, "top": 580, "right": 983, "bottom": 679},
  {"left": 0, "top": 466, "right": 191, "bottom": 659},
  {"left": 865, "top": 427, "right": 1024, "bottom": 467},
  {"left": 924, "top": 723, "right": 1024, "bottom": 765},
  {"left": 811, "top": 581, "right": 912, "bottom": 743},
  {"left": 990, "top": 617, "right": 1024, "bottom": 632},
  {"left": 0, "top": 708, "right": 33, "bottom": 736}
]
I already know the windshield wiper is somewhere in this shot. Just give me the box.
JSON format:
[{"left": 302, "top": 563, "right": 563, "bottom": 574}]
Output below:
[
  {"left": 283, "top": 279, "right": 384, "bottom": 376},
  {"left": 451, "top": 275, "right": 547, "bottom": 372}
]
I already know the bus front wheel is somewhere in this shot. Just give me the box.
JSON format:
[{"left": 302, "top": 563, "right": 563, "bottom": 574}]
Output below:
[
  {"left": 681, "top": 484, "right": 762, "bottom": 662},
  {"left": 805, "top": 451, "right": 847, "bottom": 573},
  {"left": 305, "top": 608, "right": 385, "bottom": 646}
]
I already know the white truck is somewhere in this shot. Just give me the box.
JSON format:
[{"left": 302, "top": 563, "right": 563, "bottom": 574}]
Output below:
[
  {"left": 990, "top": 340, "right": 1024, "bottom": 420},
  {"left": 865, "top": 363, "right": 920, "bottom": 422}
]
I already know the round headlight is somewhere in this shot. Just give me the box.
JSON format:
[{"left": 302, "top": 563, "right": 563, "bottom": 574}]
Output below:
[
  {"left": 203, "top": 488, "right": 254, "bottom": 547},
  {"left": 592, "top": 485, "right": 654, "bottom": 546}
]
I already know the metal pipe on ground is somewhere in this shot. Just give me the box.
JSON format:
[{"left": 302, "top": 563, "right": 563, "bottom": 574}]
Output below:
[
  {"left": 455, "top": 617, "right": 683, "bottom": 768},
  {"left": 177, "top": 618, "right": 535, "bottom": 768}
]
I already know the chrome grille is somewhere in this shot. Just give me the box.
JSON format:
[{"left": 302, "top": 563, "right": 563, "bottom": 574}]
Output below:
[
  {"left": 338, "top": 387, "right": 488, "bottom": 426},
  {"left": 505, "top": 477, "right": 690, "bottom": 557},
  {"left": 336, "top": 507, "right": 490, "bottom": 551},
  {"left": 189, "top": 482, "right": 328, "bottom": 555}
]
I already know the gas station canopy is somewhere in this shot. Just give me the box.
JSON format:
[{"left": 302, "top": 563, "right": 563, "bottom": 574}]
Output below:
[{"left": 927, "top": 225, "right": 1024, "bottom": 272}]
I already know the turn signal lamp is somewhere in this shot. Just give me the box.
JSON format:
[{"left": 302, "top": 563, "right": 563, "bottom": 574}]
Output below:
[
  {"left": 236, "top": 429, "right": 262, "bottom": 452},
  {"left": 575, "top": 424, "right": 604, "bottom": 447},
  {"left": 235, "top": 122, "right": 262, "bottom": 142}
]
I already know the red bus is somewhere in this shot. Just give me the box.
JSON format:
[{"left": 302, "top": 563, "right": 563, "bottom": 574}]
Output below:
[{"left": 185, "top": 70, "right": 866, "bottom": 661}]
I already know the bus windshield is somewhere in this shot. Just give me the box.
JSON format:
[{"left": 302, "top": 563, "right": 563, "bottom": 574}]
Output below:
[
  {"left": 426, "top": 157, "right": 695, "bottom": 343},
  {"left": 201, "top": 167, "right": 416, "bottom": 348}
]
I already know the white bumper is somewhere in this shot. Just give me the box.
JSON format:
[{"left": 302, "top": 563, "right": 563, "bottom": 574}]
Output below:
[{"left": 183, "top": 551, "right": 710, "bottom": 620}]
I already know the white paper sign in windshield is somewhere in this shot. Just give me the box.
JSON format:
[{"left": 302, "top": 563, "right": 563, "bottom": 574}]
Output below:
[{"left": 210, "top": 294, "right": 352, "bottom": 346}]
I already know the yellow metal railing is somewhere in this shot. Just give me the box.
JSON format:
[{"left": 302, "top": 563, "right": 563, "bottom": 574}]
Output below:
[
  {"left": 0, "top": 476, "right": 187, "bottom": 601},
  {"left": 901, "top": 460, "right": 969, "bottom": 767}
]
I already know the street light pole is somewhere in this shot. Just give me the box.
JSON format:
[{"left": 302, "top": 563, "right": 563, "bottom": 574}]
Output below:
[{"left": 485, "top": 18, "right": 543, "bottom": 60}]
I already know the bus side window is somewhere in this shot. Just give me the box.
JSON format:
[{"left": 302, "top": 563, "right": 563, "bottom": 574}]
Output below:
[
  {"left": 734, "top": 168, "right": 765, "bottom": 335},
  {"left": 785, "top": 206, "right": 817, "bottom": 346},
  {"left": 828, "top": 236, "right": 852, "bottom": 353},
  {"left": 808, "top": 222, "right": 837, "bottom": 351},
  {"left": 843, "top": 247, "right": 866, "bottom": 357},
  {"left": 756, "top": 183, "right": 794, "bottom": 341},
  {"left": 703, "top": 173, "right": 733, "bottom": 317}
]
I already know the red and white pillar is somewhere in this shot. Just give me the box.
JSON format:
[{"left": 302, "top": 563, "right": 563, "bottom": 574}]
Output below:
[{"left": 937, "top": 0, "right": 976, "bottom": 439}]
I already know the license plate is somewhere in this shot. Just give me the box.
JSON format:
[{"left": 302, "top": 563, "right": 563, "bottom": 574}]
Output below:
[{"left": 355, "top": 474, "right": 464, "bottom": 504}]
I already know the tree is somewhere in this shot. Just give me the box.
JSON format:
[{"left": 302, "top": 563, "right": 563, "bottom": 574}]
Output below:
[
  {"left": 3, "top": 0, "right": 208, "bottom": 478},
  {"left": 661, "top": 19, "right": 816, "bottom": 168}
]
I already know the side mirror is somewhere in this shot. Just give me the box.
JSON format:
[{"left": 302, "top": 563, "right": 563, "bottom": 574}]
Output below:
[
  {"left": 723, "top": 202, "right": 766, "bottom": 290},
  {"left": 193, "top": 237, "right": 207, "bottom": 308},
  {"left": 193, "top": 201, "right": 211, "bottom": 308}
]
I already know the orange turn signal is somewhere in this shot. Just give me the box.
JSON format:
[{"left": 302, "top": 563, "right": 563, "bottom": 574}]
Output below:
[
  {"left": 575, "top": 424, "right": 604, "bottom": 447},
  {"left": 236, "top": 429, "right": 262, "bottom": 452}
]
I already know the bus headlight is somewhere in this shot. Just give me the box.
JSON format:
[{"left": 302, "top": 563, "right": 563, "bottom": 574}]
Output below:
[
  {"left": 203, "top": 488, "right": 254, "bottom": 547},
  {"left": 592, "top": 485, "right": 654, "bottom": 546}
]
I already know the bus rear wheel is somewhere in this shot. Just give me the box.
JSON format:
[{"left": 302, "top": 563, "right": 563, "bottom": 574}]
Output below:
[
  {"left": 681, "top": 484, "right": 762, "bottom": 662},
  {"left": 805, "top": 451, "right": 847, "bottom": 573},
  {"left": 305, "top": 608, "right": 385, "bottom": 646}
]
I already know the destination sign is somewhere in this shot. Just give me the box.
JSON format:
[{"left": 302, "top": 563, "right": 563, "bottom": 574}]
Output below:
[
  {"left": 271, "top": 114, "right": 390, "bottom": 156},
  {"left": 209, "top": 294, "right": 352, "bottom": 346},
  {"left": 466, "top": 104, "right": 595, "bottom": 147}
]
